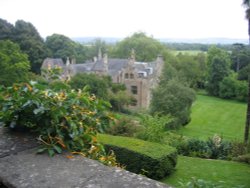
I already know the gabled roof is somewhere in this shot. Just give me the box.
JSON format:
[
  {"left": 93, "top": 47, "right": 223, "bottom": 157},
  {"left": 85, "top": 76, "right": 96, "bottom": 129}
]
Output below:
[
  {"left": 70, "top": 63, "right": 94, "bottom": 74},
  {"left": 92, "top": 60, "right": 106, "bottom": 72},
  {"left": 41, "top": 56, "right": 161, "bottom": 79},
  {"left": 108, "top": 59, "right": 128, "bottom": 70},
  {"left": 41, "top": 58, "right": 64, "bottom": 69}
]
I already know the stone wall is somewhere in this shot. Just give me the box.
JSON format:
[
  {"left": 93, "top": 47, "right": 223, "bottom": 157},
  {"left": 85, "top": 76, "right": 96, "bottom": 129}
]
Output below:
[{"left": 0, "top": 127, "right": 171, "bottom": 188}]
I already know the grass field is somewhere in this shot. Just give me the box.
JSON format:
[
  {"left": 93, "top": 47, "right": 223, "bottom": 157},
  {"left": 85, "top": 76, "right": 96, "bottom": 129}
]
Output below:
[
  {"left": 177, "top": 94, "right": 247, "bottom": 141},
  {"left": 162, "top": 156, "right": 250, "bottom": 188},
  {"left": 171, "top": 50, "right": 206, "bottom": 56}
]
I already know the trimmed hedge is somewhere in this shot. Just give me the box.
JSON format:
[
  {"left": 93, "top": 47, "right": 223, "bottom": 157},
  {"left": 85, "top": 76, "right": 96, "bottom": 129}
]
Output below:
[{"left": 98, "top": 134, "right": 177, "bottom": 180}]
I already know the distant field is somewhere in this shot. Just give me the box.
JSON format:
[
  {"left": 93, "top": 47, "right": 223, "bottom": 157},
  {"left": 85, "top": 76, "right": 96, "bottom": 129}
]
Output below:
[
  {"left": 162, "top": 156, "right": 250, "bottom": 187},
  {"left": 177, "top": 94, "right": 247, "bottom": 141},
  {"left": 171, "top": 50, "right": 206, "bottom": 56}
]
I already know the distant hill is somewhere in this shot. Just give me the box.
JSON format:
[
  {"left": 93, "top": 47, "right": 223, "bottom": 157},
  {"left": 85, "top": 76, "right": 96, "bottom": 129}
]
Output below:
[
  {"left": 72, "top": 37, "right": 122, "bottom": 44},
  {"left": 72, "top": 37, "right": 248, "bottom": 45},
  {"left": 159, "top": 38, "right": 248, "bottom": 44}
]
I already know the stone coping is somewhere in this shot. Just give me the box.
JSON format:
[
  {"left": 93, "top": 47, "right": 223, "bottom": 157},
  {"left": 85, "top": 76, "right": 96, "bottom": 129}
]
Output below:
[{"left": 0, "top": 127, "right": 171, "bottom": 188}]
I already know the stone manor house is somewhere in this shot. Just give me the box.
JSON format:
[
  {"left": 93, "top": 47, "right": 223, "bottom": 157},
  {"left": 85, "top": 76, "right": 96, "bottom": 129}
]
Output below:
[{"left": 41, "top": 50, "right": 164, "bottom": 109}]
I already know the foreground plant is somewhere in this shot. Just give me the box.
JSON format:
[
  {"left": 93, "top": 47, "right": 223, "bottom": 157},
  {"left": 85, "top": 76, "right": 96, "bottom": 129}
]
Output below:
[
  {"left": 0, "top": 82, "right": 117, "bottom": 166},
  {"left": 178, "top": 177, "right": 226, "bottom": 188}
]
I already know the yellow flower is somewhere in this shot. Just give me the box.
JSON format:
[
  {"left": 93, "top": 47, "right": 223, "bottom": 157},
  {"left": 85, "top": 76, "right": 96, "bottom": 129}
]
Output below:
[
  {"left": 99, "top": 156, "right": 106, "bottom": 161},
  {"left": 25, "top": 83, "right": 32, "bottom": 92}
]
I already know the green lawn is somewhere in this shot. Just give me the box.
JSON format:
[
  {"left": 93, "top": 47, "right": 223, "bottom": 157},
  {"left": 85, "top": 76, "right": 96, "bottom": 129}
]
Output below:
[
  {"left": 172, "top": 50, "right": 206, "bottom": 56},
  {"left": 177, "top": 95, "right": 247, "bottom": 141},
  {"left": 162, "top": 156, "right": 250, "bottom": 188}
]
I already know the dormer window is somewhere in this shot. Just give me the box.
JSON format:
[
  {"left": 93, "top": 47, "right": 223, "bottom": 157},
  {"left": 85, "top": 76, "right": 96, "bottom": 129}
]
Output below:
[
  {"left": 138, "top": 71, "right": 147, "bottom": 78},
  {"left": 145, "top": 67, "right": 153, "bottom": 75},
  {"left": 138, "top": 73, "right": 144, "bottom": 78}
]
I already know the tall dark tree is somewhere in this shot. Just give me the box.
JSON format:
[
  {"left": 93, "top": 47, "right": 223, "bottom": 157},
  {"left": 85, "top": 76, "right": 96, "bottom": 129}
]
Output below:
[
  {"left": 206, "top": 46, "right": 231, "bottom": 96},
  {"left": 45, "top": 34, "right": 77, "bottom": 62},
  {"left": 0, "top": 18, "right": 14, "bottom": 40},
  {"left": 243, "top": 0, "right": 250, "bottom": 144},
  {"left": 13, "top": 20, "right": 48, "bottom": 74},
  {"left": 231, "top": 43, "right": 250, "bottom": 73},
  {"left": 243, "top": 0, "right": 250, "bottom": 44},
  {"left": 245, "top": 79, "right": 250, "bottom": 144}
]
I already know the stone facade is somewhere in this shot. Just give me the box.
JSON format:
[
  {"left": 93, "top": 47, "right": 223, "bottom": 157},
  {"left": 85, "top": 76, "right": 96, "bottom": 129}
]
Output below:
[{"left": 41, "top": 51, "right": 164, "bottom": 109}]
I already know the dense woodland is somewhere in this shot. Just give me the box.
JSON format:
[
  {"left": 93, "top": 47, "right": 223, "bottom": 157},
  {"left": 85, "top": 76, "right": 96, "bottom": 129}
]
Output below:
[{"left": 0, "top": 17, "right": 250, "bottom": 187}]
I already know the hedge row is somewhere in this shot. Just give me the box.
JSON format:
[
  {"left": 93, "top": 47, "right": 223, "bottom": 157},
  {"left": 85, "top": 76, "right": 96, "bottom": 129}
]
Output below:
[{"left": 98, "top": 134, "right": 177, "bottom": 180}]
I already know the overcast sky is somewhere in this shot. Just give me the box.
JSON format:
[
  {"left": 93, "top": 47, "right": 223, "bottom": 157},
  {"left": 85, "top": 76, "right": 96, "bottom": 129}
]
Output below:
[{"left": 0, "top": 0, "right": 248, "bottom": 39}]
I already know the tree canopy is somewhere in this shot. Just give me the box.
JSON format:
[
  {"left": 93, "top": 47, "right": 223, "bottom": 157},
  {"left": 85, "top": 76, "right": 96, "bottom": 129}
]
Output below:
[
  {"left": 206, "top": 46, "right": 231, "bottom": 96},
  {"left": 150, "top": 79, "right": 196, "bottom": 128},
  {"left": 45, "top": 33, "right": 88, "bottom": 63},
  {"left": 0, "top": 18, "right": 14, "bottom": 40},
  {"left": 13, "top": 20, "right": 48, "bottom": 74},
  {"left": 69, "top": 73, "right": 110, "bottom": 100},
  {"left": 0, "top": 40, "right": 30, "bottom": 86},
  {"left": 112, "top": 32, "right": 166, "bottom": 61}
]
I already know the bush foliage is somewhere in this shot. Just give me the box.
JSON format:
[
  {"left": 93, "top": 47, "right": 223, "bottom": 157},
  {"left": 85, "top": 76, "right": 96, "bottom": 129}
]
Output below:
[
  {"left": 150, "top": 80, "right": 196, "bottom": 127},
  {"left": 136, "top": 114, "right": 173, "bottom": 143},
  {"left": 98, "top": 134, "right": 177, "bottom": 180},
  {"left": 233, "top": 153, "right": 250, "bottom": 164},
  {"left": 106, "top": 116, "right": 141, "bottom": 137},
  {"left": 170, "top": 134, "right": 250, "bottom": 160},
  {"left": 0, "top": 82, "right": 116, "bottom": 165}
]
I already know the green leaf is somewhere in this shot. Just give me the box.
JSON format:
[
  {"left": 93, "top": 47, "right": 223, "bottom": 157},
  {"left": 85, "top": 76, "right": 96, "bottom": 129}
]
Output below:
[
  {"left": 53, "top": 145, "right": 62, "bottom": 154},
  {"left": 48, "top": 149, "right": 55, "bottom": 157},
  {"left": 33, "top": 106, "right": 45, "bottom": 114},
  {"left": 22, "top": 100, "right": 32, "bottom": 108},
  {"left": 36, "top": 148, "right": 47, "bottom": 154}
]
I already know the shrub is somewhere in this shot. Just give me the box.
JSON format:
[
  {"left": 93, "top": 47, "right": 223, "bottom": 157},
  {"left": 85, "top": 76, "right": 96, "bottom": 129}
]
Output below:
[
  {"left": 176, "top": 135, "right": 232, "bottom": 159},
  {"left": 98, "top": 134, "right": 177, "bottom": 180},
  {"left": 230, "top": 141, "right": 249, "bottom": 158},
  {"left": 48, "top": 80, "right": 71, "bottom": 91},
  {"left": 219, "top": 74, "right": 248, "bottom": 102},
  {"left": 178, "top": 177, "right": 226, "bottom": 188},
  {"left": 136, "top": 114, "right": 172, "bottom": 143},
  {"left": 176, "top": 138, "right": 211, "bottom": 158},
  {"left": 235, "top": 80, "right": 248, "bottom": 102},
  {"left": 206, "top": 135, "right": 232, "bottom": 159},
  {"left": 106, "top": 116, "right": 141, "bottom": 137},
  {"left": 0, "top": 82, "right": 116, "bottom": 165},
  {"left": 163, "top": 132, "right": 189, "bottom": 149},
  {"left": 233, "top": 153, "right": 250, "bottom": 164},
  {"left": 69, "top": 73, "right": 110, "bottom": 100},
  {"left": 219, "top": 75, "right": 237, "bottom": 99},
  {"left": 109, "top": 90, "right": 133, "bottom": 112},
  {"left": 150, "top": 80, "right": 196, "bottom": 128}
]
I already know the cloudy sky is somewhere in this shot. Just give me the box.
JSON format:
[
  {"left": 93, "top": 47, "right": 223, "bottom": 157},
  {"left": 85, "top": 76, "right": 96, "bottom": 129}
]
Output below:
[{"left": 0, "top": 0, "right": 248, "bottom": 39}]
